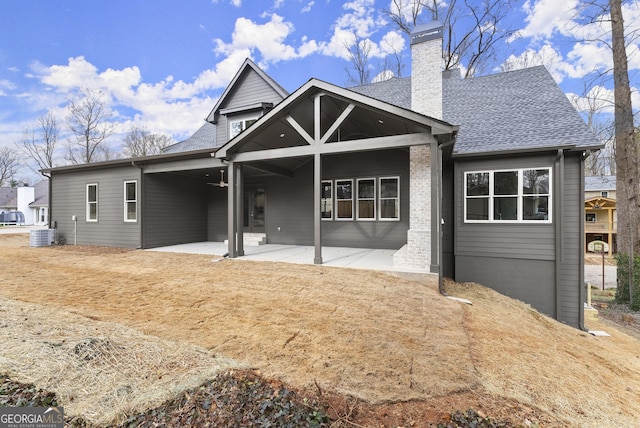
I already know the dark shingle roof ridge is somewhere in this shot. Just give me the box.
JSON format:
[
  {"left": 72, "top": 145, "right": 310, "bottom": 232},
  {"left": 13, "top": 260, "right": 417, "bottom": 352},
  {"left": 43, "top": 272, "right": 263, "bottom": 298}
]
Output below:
[{"left": 585, "top": 175, "right": 616, "bottom": 191}]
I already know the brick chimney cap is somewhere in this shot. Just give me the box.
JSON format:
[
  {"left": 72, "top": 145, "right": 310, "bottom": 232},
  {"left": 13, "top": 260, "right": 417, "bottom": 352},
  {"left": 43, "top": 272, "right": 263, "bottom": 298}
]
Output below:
[{"left": 410, "top": 21, "right": 443, "bottom": 45}]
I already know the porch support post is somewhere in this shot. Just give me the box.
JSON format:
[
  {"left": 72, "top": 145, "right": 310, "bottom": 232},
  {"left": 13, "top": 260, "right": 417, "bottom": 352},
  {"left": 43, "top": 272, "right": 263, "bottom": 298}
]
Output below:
[
  {"left": 227, "top": 162, "right": 237, "bottom": 258},
  {"left": 314, "top": 152, "right": 323, "bottom": 264},
  {"left": 236, "top": 163, "right": 244, "bottom": 257}
]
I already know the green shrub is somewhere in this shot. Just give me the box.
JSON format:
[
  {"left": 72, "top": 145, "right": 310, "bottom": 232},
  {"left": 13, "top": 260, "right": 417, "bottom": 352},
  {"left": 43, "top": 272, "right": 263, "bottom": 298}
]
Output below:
[{"left": 615, "top": 253, "right": 640, "bottom": 310}]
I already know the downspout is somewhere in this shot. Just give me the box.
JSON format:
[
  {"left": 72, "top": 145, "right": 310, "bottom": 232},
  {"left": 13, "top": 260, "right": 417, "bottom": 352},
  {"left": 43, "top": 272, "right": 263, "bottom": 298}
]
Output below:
[
  {"left": 554, "top": 149, "right": 563, "bottom": 322},
  {"left": 47, "top": 173, "right": 52, "bottom": 230},
  {"left": 131, "top": 160, "right": 145, "bottom": 249},
  {"left": 578, "top": 151, "right": 588, "bottom": 331},
  {"left": 437, "top": 136, "right": 456, "bottom": 296}
]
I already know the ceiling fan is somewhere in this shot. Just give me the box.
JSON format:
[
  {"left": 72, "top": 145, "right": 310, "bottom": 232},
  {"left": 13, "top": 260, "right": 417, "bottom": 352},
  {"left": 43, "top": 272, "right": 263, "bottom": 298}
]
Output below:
[{"left": 207, "top": 170, "right": 228, "bottom": 188}]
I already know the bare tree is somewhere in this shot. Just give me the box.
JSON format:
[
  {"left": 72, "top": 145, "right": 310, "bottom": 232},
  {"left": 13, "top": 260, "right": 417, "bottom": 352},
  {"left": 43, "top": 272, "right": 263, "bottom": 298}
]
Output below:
[
  {"left": 65, "top": 88, "right": 116, "bottom": 164},
  {"left": 569, "top": 85, "right": 615, "bottom": 176},
  {"left": 383, "top": 0, "right": 517, "bottom": 77},
  {"left": 122, "top": 126, "right": 173, "bottom": 157},
  {"left": 345, "top": 33, "right": 373, "bottom": 85},
  {"left": 17, "top": 111, "right": 59, "bottom": 177},
  {"left": 608, "top": 0, "right": 640, "bottom": 308},
  {"left": 0, "top": 147, "right": 19, "bottom": 187}
]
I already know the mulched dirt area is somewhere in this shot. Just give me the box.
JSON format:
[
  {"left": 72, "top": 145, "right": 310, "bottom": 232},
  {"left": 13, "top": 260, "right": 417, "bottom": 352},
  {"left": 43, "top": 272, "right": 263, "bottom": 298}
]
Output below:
[{"left": 1, "top": 233, "right": 640, "bottom": 427}]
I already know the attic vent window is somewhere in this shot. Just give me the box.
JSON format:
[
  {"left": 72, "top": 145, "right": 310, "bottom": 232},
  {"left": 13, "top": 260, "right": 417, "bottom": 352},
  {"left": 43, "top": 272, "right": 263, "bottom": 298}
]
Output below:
[{"left": 230, "top": 117, "right": 258, "bottom": 139}]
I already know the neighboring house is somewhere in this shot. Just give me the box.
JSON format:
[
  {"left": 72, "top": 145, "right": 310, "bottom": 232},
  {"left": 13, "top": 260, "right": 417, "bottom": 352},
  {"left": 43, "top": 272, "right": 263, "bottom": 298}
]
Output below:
[
  {"left": 585, "top": 175, "right": 616, "bottom": 255},
  {"left": 30, "top": 180, "right": 50, "bottom": 226},
  {"left": 45, "top": 23, "right": 601, "bottom": 329},
  {"left": 0, "top": 181, "right": 49, "bottom": 225}
]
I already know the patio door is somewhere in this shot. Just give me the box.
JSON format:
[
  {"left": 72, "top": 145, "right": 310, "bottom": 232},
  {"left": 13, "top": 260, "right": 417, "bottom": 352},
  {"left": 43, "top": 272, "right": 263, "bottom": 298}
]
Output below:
[{"left": 243, "top": 186, "right": 265, "bottom": 233}]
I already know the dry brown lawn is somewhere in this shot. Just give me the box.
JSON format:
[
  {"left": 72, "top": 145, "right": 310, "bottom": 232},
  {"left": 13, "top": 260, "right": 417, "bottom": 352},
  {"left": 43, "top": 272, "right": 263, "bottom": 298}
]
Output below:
[{"left": 1, "top": 233, "right": 639, "bottom": 427}]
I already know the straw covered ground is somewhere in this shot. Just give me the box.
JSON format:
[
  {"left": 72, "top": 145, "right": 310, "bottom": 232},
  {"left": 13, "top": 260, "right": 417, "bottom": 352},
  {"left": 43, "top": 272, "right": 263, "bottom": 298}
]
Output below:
[{"left": 0, "top": 232, "right": 639, "bottom": 426}]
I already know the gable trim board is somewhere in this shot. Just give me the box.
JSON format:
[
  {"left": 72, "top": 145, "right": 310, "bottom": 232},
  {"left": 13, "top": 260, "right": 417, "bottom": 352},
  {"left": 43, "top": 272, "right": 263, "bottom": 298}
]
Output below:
[{"left": 45, "top": 23, "right": 602, "bottom": 329}]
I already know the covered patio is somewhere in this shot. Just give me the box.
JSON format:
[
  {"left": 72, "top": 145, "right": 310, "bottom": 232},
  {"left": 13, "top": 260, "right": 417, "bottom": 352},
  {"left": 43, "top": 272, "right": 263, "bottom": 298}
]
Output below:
[{"left": 147, "top": 241, "right": 409, "bottom": 272}]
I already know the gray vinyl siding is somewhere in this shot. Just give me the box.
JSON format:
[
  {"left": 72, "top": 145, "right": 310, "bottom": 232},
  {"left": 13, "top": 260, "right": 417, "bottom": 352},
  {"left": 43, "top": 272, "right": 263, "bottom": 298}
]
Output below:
[
  {"left": 50, "top": 166, "right": 141, "bottom": 248},
  {"left": 142, "top": 173, "right": 208, "bottom": 248},
  {"left": 454, "top": 153, "right": 560, "bottom": 319},
  {"left": 207, "top": 186, "right": 228, "bottom": 242},
  {"left": 441, "top": 156, "right": 455, "bottom": 277},
  {"left": 215, "top": 70, "right": 286, "bottom": 145},
  {"left": 243, "top": 149, "right": 410, "bottom": 249},
  {"left": 556, "top": 154, "right": 583, "bottom": 327},
  {"left": 456, "top": 256, "right": 556, "bottom": 315}
]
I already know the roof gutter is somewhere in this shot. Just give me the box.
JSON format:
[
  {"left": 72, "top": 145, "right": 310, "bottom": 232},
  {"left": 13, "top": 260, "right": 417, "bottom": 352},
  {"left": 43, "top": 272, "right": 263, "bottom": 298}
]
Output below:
[
  {"left": 453, "top": 144, "right": 579, "bottom": 159},
  {"left": 131, "top": 160, "right": 145, "bottom": 250},
  {"left": 437, "top": 134, "right": 457, "bottom": 296}
]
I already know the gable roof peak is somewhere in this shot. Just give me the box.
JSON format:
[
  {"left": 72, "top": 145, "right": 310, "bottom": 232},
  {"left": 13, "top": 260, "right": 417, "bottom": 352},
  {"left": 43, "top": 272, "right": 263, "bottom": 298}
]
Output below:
[{"left": 206, "top": 58, "right": 288, "bottom": 124}]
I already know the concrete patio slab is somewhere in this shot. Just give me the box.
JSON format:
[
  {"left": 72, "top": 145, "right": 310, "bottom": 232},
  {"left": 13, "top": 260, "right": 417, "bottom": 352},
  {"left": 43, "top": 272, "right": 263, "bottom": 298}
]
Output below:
[{"left": 147, "top": 242, "right": 406, "bottom": 273}]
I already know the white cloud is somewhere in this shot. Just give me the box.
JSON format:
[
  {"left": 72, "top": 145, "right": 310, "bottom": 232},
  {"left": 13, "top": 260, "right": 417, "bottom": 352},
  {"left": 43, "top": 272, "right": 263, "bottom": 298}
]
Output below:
[
  {"left": 568, "top": 85, "right": 615, "bottom": 116},
  {"left": 519, "top": 0, "right": 580, "bottom": 40},
  {"left": 301, "top": 1, "right": 314, "bottom": 13},
  {"left": 318, "top": 0, "right": 391, "bottom": 60},
  {"left": 500, "top": 44, "right": 570, "bottom": 82},
  {"left": 25, "top": 56, "right": 249, "bottom": 141},
  {"left": 0, "top": 79, "right": 16, "bottom": 94},
  {"left": 215, "top": 14, "right": 305, "bottom": 64}
]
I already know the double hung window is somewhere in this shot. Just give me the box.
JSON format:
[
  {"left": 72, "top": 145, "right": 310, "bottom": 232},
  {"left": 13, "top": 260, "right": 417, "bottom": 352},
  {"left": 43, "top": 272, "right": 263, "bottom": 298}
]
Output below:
[
  {"left": 357, "top": 179, "right": 376, "bottom": 220},
  {"left": 86, "top": 183, "right": 98, "bottom": 222},
  {"left": 321, "top": 180, "right": 333, "bottom": 220},
  {"left": 379, "top": 177, "right": 399, "bottom": 220},
  {"left": 335, "top": 179, "right": 354, "bottom": 220},
  {"left": 124, "top": 181, "right": 137, "bottom": 222}
]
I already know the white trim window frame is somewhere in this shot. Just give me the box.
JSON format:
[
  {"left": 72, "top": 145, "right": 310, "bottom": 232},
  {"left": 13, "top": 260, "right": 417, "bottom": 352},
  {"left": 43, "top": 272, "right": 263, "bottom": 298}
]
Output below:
[
  {"left": 335, "top": 179, "right": 354, "bottom": 220},
  {"left": 378, "top": 176, "right": 400, "bottom": 221},
  {"left": 229, "top": 116, "right": 259, "bottom": 139},
  {"left": 124, "top": 180, "right": 138, "bottom": 222},
  {"left": 86, "top": 183, "right": 98, "bottom": 222},
  {"left": 356, "top": 178, "right": 376, "bottom": 220},
  {"left": 464, "top": 167, "right": 552, "bottom": 224},
  {"left": 321, "top": 180, "right": 333, "bottom": 220}
]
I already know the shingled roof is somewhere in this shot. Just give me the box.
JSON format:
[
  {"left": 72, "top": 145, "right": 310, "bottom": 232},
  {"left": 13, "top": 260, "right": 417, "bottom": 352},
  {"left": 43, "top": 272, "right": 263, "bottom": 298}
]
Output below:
[
  {"left": 585, "top": 175, "right": 616, "bottom": 191},
  {"left": 163, "top": 122, "right": 217, "bottom": 154},
  {"left": 350, "top": 66, "right": 601, "bottom": 156},
  {"left": 0, "top": 187, "right": 17, "bottom": 208}
]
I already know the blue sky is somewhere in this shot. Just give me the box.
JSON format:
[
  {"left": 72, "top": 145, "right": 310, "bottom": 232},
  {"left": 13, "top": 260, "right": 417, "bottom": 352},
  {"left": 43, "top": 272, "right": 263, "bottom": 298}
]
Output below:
[{"left": 1, "top": 0, "right": 640, "bottom": 181}]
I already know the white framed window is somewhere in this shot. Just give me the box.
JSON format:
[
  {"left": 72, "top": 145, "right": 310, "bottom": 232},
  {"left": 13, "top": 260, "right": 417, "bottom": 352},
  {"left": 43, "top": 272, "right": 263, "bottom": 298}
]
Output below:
[
  {"left": 379, "top": 177, "right": 400, "bottom": 220},
  {"left": 335, "top": 179, "right": 353, "bottom": 220},
  {"left": 601, "top": 191, "right": 608, "bottom": 198},
  {"left": 464, "top": 168, "right": 551, "bottom": 223},
  {"left": 86, "top": 183, "right": 98, "bottom": 222},
  {"left": 586, "top": 213, "right": 596, "bottom": 222},
  {"left": 321, "top": 180, "right": 333, "bottom": 220},
  {"left": 357, "top": 178, "right": 376, "bottom": 220},
  {"left": 229, "top": 117, "right": 258, "bottom": 139},
  {"left": 124, "top": 180, "right": 137, "bottom": 222}
]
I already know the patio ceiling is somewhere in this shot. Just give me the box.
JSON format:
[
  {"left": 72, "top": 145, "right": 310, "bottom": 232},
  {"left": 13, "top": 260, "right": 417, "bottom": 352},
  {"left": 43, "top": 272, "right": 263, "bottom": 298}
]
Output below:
[{"left": 214, "top": 79, "right": 455, "bottom": 177}]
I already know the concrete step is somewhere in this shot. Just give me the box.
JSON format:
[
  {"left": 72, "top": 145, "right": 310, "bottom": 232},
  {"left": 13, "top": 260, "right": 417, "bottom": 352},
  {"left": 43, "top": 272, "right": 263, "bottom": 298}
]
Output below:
[{"left": 224, "top": 233, "right": 267, "bottom": 246}]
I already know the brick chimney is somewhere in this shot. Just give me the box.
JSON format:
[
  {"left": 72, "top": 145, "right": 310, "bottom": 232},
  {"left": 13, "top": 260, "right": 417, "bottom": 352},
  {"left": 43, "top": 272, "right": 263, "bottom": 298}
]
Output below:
[
  {"left": 410, "top": 21, "right": 443, "bottom": 119},
  {"left": 393, "top": 21, "right": 443, "bottom": 273}
]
